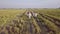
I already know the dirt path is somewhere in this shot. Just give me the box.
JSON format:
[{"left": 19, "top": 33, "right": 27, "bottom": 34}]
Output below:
[{"left": 33, "top": 17, "right": 48, "bottom": 34}]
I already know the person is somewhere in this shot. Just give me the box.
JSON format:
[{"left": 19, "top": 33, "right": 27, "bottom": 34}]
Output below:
[
  {"left": 32, "top": 12, "right": 38, "bottom": 17},
  {"left": 28, "top": 12, "right": 32, "bottom": 19},
  {"left": 26, "top": 12, "right": 32, "bottom": 19}
]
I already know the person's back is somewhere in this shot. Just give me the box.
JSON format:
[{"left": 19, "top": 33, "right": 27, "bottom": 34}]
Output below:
[
  {"left": 26, "top": 12, "right": 32, "bottom": 19},
  {"left": 34, "top": 13, "right": 38, "bottom": 17},
  {"left": 32, "top": 12, "right": 38, "bottom": 17},
  {"left": 28, "top": 12, "right": 32, "bottom": 19}
]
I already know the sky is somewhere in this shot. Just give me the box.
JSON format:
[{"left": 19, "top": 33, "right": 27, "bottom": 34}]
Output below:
[{"left": 0, "top": 0, "right": 60, "bottom": 8}]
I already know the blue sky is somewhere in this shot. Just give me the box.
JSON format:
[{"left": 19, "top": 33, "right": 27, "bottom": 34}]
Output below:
[{"left": 0, "top": 0, "right": 60, "bottom": 8}]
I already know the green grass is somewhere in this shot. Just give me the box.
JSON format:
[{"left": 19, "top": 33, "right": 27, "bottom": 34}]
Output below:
[
  {"left": 33, "top": 9, "right": 60, "bottom": 34},
  {"left": 37, "top": 9, "right": 60, "bottom": 18},
  {"left": 0, "top": 9, "right": 26, "bottom": 26},
  {"left": 0, "top": 9, "right": 60, "bottom": 34},
  {"left": 38, "top": 15, "right": 60, "bottom": 34}
]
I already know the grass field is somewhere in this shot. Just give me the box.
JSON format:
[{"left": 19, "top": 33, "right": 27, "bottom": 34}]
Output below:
[
  {"left": 0, "top": 9, "right": 26, "bottom": 26},
  {"left": 0, "top": 9, "right": 60, "bottom": 34}
]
